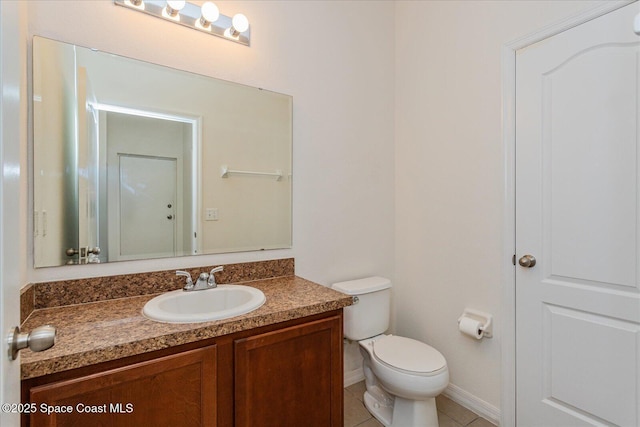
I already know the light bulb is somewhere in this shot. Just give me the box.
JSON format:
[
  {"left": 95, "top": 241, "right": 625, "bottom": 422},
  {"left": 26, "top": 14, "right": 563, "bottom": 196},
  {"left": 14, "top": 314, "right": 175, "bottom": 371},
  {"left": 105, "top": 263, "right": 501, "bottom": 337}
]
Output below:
[
  {"left": 200, "top": 2, "right": 219, "bottom": 27},
  {"left": 231, "top": 13, "right": 249, "bottom": 35},
  {"left": 165, "top": 0, "right": 185, "bottom": 17},
  {"left": 125, "top": 0, "right": 145, "bottom": 9}
]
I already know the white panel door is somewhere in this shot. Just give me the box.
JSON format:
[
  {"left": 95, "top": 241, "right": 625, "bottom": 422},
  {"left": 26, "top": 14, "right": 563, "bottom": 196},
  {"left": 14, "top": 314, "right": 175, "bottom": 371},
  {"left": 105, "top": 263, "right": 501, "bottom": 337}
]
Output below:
[
  {"left": 118, "top": 154, "right": 176, "bottom": 259},
  {"left": 516, "top": 3, "right": 640, "bottom": 426},
  {"left": 0, "top": 1, "right": 23, "bottom": 424}
]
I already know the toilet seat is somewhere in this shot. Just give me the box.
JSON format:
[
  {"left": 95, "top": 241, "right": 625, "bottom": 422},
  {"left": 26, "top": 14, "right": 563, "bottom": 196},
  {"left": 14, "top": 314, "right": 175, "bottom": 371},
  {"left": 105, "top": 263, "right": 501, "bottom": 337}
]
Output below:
[{"left": 373, "top": 335, "right": 446, "bottom": 375}]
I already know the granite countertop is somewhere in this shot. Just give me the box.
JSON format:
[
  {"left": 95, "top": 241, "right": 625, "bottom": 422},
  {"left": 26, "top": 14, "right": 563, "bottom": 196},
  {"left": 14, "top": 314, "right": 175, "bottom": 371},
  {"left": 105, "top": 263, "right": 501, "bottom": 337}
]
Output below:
[{"left": 20, "top": 276, "right": 351, "bottom": 380}]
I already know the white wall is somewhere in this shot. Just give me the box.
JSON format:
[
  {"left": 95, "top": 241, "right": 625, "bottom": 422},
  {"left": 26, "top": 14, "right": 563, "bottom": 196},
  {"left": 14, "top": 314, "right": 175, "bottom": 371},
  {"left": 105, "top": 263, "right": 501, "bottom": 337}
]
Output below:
[
  {"left": 394, "top": 0, "right": 603, "bottom": 413},
  {"left": 25, "top": 0, "right": 396, "bottom": 285}
]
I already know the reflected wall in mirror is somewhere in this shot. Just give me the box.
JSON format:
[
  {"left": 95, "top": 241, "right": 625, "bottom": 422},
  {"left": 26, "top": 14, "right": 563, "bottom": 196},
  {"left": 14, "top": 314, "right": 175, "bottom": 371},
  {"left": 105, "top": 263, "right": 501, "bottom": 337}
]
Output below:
[{"left": 33, "top": 36, "right": 292, "bottom": 268}]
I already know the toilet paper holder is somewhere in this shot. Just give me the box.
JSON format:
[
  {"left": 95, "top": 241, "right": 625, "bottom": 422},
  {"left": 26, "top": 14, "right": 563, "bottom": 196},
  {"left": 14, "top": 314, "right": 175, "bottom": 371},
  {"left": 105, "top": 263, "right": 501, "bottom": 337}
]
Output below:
[{"left": 457, "top": 309, "right": 493, "bottom": 339}]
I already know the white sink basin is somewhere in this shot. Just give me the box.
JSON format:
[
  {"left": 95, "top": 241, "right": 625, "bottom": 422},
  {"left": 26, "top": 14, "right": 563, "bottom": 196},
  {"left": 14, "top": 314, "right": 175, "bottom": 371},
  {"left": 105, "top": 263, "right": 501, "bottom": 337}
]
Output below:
[{"left": 143, "top": 285, "right": 266, "bottom": 323}]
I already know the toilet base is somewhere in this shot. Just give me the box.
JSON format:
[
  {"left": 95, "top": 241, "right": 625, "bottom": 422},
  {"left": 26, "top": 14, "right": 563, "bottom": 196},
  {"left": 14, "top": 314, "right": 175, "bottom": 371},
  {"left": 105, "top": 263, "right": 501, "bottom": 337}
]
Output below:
[
  {"left": 364, "top": 388, "right": 393, "bottom": 426},
  {"left": 364, "top": 387, "right": 440, "bottom": 427}
]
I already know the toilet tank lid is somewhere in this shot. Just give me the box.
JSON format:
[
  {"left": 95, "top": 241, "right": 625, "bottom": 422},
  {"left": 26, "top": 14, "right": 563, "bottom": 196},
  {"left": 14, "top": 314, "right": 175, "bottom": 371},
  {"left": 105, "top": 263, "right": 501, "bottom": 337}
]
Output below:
[{"left": 331, "top": 276, "right": 391, "bottom": 295}]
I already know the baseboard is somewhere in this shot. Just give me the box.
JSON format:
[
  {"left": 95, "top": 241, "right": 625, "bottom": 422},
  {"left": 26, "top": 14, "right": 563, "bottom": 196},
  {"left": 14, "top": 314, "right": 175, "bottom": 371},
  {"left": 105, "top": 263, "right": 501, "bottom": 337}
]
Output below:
[
  {"left": 344, "top": 367, "right": 364, "bottom": 388},
  {"left": 443, "top": 383, "right": 501, "bottom": 426}
]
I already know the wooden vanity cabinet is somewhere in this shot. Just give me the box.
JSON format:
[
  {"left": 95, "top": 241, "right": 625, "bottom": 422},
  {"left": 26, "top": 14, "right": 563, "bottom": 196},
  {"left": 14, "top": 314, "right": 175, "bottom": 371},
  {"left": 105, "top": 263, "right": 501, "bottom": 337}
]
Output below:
[
  {"left": 26, "top": 345, "right": 217, "bottom": 427},
  {"left": 22, "top": 310, "right": 343, "bottom": 427},
  {"left": 234, "top": 315, "right": 343, "bottom": 427}
]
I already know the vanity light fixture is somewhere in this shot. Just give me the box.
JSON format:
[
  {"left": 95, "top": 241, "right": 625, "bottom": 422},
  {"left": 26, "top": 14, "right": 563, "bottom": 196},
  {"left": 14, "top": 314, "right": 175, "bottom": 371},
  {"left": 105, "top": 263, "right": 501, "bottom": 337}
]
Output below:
[{"left": 113, "top": 0, "right": 250, "bottom": 46}]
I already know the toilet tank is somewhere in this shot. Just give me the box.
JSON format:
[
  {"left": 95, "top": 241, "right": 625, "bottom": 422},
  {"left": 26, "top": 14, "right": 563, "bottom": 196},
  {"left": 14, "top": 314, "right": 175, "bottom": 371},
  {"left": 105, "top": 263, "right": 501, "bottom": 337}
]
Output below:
[{"left": 332, "top": 277, "right": 391, "bottom": 341}]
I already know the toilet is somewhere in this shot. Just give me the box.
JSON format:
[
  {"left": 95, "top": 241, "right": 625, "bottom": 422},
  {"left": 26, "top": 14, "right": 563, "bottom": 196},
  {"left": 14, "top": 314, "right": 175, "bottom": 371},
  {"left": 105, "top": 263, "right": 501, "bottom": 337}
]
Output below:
[{"left": 332, "top": 277, "right": 449, "bottom": 427}]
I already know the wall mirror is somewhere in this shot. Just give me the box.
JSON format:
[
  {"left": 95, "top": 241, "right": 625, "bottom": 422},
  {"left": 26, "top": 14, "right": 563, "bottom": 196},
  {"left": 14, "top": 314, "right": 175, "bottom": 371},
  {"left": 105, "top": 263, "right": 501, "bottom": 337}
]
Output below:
[{"left": 32, "top": 36, "right": 292, "bottom": 268}]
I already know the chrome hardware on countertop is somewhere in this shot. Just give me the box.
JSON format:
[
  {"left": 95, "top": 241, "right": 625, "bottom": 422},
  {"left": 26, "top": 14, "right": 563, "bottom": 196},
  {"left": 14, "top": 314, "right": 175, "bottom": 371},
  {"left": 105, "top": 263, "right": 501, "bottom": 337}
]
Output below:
[
  {"left": 207, "top": 266, "right": 224, "bottom": 288},
  {"left": 66, "top": 247, "right": 101, "bottom": 265},
  {"left": 66, "top": 247, "right": 101, "bottom": 257},
  {"left": 176, "top": 270, "right": 194, "bottom": 290},
  {"left": 177, "top": 266, "right": 224, "bottom": 291}
]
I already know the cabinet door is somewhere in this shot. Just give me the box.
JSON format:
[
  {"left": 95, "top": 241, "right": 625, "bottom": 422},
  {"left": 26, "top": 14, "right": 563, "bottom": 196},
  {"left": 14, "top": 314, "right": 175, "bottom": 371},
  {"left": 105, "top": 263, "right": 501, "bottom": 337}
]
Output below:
[
  {"left": 234, "top": 315, "right": 343, "bottom": 427},
  {"left": 28, "top": 345, "right": 216, "bottom": 427}
]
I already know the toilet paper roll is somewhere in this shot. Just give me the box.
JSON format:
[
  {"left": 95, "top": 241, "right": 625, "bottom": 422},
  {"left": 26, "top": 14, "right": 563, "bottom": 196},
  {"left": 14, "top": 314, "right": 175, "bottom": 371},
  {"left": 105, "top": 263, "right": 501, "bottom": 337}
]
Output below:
[{"left": 459, "top": 317, "right": 484, "bottom": 339}]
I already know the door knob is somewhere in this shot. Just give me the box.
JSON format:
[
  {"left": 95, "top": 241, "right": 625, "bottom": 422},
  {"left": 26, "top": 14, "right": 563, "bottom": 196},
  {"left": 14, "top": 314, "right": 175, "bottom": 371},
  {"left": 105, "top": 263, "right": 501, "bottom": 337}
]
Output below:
[
  {"left": 518, "top": 255, "right": 536, "bottom": 268},
  {"left": 7, "top": 325, "right": 57, "bottom": 361},
  {"left": 167, "top": 215, "right": 173, "bottom": 220}
]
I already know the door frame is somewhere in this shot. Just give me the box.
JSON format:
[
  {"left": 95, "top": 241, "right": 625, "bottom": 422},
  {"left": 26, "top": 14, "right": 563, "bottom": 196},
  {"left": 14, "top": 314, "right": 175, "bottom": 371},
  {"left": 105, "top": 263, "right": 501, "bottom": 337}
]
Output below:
[{"left": 499, "top": 1, "right": 635, "bottom": 425}]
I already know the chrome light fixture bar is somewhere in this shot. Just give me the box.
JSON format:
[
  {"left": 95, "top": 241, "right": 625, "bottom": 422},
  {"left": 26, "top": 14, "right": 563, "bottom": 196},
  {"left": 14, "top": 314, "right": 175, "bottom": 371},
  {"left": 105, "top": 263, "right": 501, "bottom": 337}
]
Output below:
[{"left": 114, "top": 0, "right": 250, "bottom": 46}]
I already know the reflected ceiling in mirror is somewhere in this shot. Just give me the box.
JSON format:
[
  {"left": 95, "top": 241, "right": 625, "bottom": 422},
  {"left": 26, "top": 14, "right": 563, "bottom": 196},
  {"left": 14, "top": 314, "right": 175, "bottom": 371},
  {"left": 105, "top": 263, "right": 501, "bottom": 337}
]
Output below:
[{"left": 32, "top": 36, "right": 292, "bottom": 268}]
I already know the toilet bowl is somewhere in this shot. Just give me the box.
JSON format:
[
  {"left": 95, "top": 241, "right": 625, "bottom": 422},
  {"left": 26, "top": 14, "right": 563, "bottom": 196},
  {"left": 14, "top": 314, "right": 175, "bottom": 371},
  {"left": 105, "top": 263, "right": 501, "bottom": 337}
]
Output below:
[
  {"left": 332, "top": 277, "right": 449, "bottom": 427},
  {"left": 359, "top": 335, "right": 449, "bottom": 426}
]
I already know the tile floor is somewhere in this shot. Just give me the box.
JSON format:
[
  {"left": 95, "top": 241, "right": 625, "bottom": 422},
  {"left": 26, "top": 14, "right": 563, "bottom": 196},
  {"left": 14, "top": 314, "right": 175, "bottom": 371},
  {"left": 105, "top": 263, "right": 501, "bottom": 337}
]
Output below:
[{"left": 344, "top": 381, "right": 497, "bottom": 427}]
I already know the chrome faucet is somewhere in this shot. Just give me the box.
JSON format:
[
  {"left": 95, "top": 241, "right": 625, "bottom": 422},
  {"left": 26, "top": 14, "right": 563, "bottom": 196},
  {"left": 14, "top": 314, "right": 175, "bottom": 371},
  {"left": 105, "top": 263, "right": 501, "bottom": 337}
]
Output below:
[
  {"left": 207, "top": 266, "right": 224, "bottom": 287},
  {"left": 176, "top": 271, "right": 194, "bottom": 291},
  {"left": 176, "top": 266, "right": 224, "bottom": 291}
]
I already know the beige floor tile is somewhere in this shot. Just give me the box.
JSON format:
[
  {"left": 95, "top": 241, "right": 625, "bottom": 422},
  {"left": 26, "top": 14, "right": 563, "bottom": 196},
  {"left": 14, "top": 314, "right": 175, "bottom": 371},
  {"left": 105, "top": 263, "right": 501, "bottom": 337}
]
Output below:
[
  {"left": 346, "top": 381, "right": 367, "bottom": 402},
  {"left": 468, "top": 417, "right": 497, "bottom": 427},
  {"left": 435, "top": 395, "right": 479, "bottom": 426},
  {"left": 355, "top": 417, "right": 384, "bottom": 427},
  {"left": 438, "top": 412, "right": 464, "bottom": 427},
  {"left": 344, "top": 390, "right": 372, "bottom": 427}
]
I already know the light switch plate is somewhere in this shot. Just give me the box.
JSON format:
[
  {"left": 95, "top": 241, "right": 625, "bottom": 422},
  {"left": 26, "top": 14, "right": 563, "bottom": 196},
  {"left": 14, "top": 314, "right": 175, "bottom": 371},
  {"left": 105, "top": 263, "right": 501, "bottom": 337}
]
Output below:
[{"left": 205, "top": 208, "right": 219, "bottom": 221}]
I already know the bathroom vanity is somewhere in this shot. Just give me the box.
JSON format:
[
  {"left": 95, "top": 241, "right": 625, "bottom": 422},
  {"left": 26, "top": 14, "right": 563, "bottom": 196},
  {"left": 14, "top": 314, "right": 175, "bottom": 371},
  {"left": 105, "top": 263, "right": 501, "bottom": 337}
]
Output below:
[{"left": 19, "top": 261, "right": 350, "bottom": 427}]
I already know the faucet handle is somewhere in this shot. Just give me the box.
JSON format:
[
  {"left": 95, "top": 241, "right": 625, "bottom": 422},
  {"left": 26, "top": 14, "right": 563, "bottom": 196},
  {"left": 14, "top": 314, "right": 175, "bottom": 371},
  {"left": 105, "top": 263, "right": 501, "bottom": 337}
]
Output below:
[
  {"left": 208, "top": 266, "right": 224, "bottom": 285},
  {"left": 176, "top": 270, "right": 194, "bottom": 290}
]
